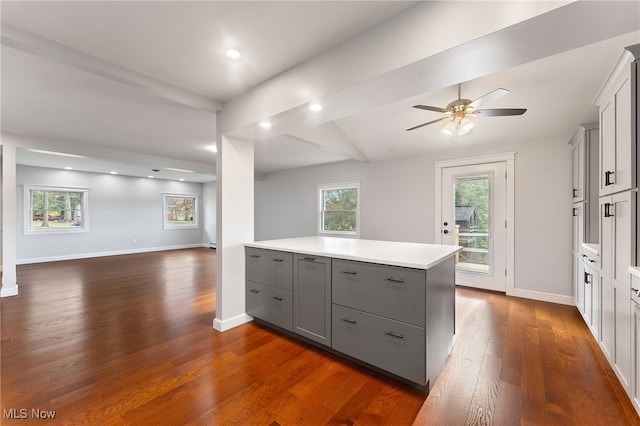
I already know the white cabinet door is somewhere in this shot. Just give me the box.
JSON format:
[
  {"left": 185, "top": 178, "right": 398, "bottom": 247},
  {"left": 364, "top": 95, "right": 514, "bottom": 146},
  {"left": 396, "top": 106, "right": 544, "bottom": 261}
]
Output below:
[
  {"left": 612, "top": 191, "right": 636, "bottom": 288},
  {"left": 631, "top": 301, "right": 640, "bottom": 413},
  {"left": 572, "top": 135, "right": 585, "bottom": 202},
  {"left": 572, "top": 203, "right": 584, "bottom": 255},
  {"left": 601, "top": 274, "right": 615, "bottom": 361},
  {"left": 599, "top": 63, "right": 635, "bottom": 196},
  {"left": 614, "top": 281, "right": 632, "bottom": 392}
]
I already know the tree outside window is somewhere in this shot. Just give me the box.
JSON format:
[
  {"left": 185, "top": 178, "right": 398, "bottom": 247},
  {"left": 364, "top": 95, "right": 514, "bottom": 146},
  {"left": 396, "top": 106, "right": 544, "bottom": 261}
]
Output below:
[
  {"left": 318, "top": 182, "right": 360, "bottom": 236},
  {"left": 24, "top": 186, "right": 88, "bottom": 234},
  {"left": 163, "top": 194, "right": 199, "bottom": 229}
]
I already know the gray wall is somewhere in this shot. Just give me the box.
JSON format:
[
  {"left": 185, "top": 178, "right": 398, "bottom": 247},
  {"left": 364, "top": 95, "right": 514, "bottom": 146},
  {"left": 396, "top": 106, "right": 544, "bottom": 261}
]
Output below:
[
  {"left": 255, "top": 136, "right": 572, "bottom": 298},
  {"left": 17, "top": 165, "right": 212, "bottom": 263}
]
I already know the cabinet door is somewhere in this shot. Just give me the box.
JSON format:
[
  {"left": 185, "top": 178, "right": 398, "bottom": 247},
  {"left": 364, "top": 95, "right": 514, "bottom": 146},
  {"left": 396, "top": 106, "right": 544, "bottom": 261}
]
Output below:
[
  {"left": 632, "top": 301, "right": 640, "bottom": 413},
  {"left": 573, "top": 204, "right": 585, "bottom": 255},
  {"left": 612, "top": 191, "right": 637, "bottom": 288},
  {"left": 601, "top": 275, "right": 615, "bottom": 361},
  {"left": 576, "top": 256, "right": 586, "bottom": 315},
  {"left": 584, "top": 264, "right": 593, "bottom": 326},
  {"left": 592, "top": 267, "right": 601, "bottom": 339},
  {"left": 614, "top": 281, "right": 632, "bottom": 392},
  {"left": 614, "top": 76, "right": 633, "bottom": 193},
  {"left": 600, "top": 100, "right": 616, "bottom": 196},
  {"left": 293, "top": 254, "right": 331, "bottom": 346},
  {"left": 572, "top": 135, "right": 585, "bottom": 202},
  {"left": 599, "top": 197, "right": 614, "bottom": 279}
]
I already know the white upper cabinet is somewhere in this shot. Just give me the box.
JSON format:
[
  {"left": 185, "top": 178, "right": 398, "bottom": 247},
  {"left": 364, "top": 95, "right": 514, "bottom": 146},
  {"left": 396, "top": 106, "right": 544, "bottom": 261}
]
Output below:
[{"left": 594, "top": 45, "right": 639, "bottom": 196}]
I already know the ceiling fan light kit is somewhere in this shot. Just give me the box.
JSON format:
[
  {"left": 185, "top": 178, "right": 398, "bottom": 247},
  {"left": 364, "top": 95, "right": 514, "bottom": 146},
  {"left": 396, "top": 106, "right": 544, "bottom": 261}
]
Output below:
[{"left": 407, "top": 85, "right": 526, "bottom": 136}]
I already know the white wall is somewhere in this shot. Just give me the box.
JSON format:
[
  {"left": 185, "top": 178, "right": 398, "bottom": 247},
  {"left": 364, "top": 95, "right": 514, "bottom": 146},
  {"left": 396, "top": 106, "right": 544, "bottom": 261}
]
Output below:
[
  {"left": 16, "top": 165, "right": 211, "bottom": 263},
  {"left": 202, "top": 180, "right": 217, "bottom": 245},
  {"left": 255, "top": 136, "right": 573, "bottom": 299}
]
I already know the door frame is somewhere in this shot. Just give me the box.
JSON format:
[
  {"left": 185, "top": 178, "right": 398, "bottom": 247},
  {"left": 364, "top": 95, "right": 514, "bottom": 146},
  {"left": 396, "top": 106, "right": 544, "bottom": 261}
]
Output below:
[{"left": 434, "top": 152, "right": 516, "bottom": 296}]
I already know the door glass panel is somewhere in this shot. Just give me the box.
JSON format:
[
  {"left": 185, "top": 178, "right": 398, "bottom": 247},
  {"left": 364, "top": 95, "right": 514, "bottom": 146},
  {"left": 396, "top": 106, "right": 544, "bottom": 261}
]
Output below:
[{"left": 454, "top": 175, "right": 491, "bottom": 274}]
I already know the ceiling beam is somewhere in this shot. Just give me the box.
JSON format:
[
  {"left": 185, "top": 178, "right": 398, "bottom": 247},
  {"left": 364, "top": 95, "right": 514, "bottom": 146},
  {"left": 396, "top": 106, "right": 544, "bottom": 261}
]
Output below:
[
  {"left": 1, "top": 24, "right": 222, "bottom": 113},
  {"left": 286, "top": 122, "right": 368, "bottom": 162}
]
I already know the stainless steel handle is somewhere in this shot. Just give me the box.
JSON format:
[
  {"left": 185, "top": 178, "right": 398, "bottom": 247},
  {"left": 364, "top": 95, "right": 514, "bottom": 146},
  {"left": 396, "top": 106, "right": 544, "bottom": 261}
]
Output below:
[
  {"left": 272, "top": 296, "right": 283, "bottom": 301},
  {"left": 250, "top": 289, "right": 260, "bottom": 293},
  {"left": 249, "top": 254, "right": 261, "bottom": 258},
  {"left": 341, "top": 318, "right": 357, "bottom": 324},
  {"left": 272, "top": 258, "right": 284, "bottom": 262},
  {"left": 303, "top": 257, "right": 316, "bottom": 261},
  {"left": 386, "top": 277, "right": 405, "bottom": 284},
  {"left": 385, "top": 331, "right": 404, "bottom": 339},
  {"left": 342, "top": 270, "right": 357, "bottom": 275}
]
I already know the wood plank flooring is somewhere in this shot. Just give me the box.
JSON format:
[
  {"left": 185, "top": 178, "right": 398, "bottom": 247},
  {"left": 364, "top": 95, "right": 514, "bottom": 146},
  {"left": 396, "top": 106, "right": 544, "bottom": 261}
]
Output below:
[{"left": 1, "top": 248, "right": 639, "bottom": 425}]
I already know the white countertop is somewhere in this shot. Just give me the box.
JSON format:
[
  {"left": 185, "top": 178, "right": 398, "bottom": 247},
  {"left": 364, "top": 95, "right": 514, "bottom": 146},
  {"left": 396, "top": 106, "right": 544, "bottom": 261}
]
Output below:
[
  {"left": 630, "top": 266, "right": 640, "bottom": 279},
  {"left": 246, "top": 236, "right": 462, "bottom": 270},
  {"left": 582, "top": 243, "right": 600, "bottom": 257}
]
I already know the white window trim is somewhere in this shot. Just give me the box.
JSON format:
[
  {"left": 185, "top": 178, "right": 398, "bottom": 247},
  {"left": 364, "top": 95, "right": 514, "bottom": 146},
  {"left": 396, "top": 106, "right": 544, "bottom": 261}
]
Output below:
[
  {"left": 317, "top": 181, "right": 360, "bottom": 238},
  {"left": 23, "top": 185, "right": 90, "bottom": 235},
  {"left": 162, "top": 193, "right": 200, "bottom": 230}
]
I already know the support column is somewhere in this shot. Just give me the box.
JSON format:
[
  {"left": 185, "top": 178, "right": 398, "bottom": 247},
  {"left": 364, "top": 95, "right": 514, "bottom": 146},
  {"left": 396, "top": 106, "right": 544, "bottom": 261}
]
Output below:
[
  {"left": 1, "top": 142, "right": 18, "bottom": 297},
  {"left": 213, "top": 134, "right": 254, "bottom": 331}
]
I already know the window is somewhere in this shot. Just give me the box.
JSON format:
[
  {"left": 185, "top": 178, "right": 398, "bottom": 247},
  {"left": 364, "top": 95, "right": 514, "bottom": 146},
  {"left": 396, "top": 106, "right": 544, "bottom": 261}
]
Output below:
[
  {"left": 318, "top": 182, "right": 360, "bottom": 236},
  {"left": 163, "top": 194, "right": 199, "bottom": 229},
  {"left": 24, "top": 186, "right": 89, "bottom": 234}
]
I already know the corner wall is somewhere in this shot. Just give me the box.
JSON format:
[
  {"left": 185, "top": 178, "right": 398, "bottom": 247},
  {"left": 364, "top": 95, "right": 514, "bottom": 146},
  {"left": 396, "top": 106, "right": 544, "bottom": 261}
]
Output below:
[{"left": 255, "top": 136, "right": 572, "bottom": 300}]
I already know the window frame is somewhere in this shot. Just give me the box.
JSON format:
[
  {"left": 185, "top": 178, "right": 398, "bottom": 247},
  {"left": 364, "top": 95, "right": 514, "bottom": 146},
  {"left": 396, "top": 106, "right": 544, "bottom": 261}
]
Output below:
[
  {"left": 317, "top": 182, "right": 360, "bottom": 237},
  {"left": 23, "top": 185, "right": 90, "bottom": 235},
  {"left": 162, "top": 193, "right": 200, "bottom": 230}
]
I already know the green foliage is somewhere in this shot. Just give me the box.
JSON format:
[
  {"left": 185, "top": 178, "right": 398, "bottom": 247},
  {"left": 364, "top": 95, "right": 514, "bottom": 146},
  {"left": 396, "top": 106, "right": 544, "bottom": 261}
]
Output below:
[
  {"left": 454, "top": 178, "right": 489, "bottom": 231},
  {"left": 323, "top": 188, "right": 357, "bottom": 232}
]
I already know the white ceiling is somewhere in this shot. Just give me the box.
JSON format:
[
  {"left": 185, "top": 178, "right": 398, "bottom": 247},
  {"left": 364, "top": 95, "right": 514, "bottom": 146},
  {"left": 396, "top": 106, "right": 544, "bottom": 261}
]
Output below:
[{"left": 1, "top": 1, "right": 639, "bottom": 182}]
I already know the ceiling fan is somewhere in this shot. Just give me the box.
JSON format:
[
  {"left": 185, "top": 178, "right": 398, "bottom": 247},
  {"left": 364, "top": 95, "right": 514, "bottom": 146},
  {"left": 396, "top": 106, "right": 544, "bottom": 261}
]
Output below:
[{"left": 406, "top": 84, "right": 527, "bottom": 135}]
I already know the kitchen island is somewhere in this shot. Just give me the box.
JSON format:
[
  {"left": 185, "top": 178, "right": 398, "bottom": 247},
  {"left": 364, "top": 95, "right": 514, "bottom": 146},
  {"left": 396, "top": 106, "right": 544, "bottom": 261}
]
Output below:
[{"left": 245, "top": 236, "right": 461, "bottom": 390}]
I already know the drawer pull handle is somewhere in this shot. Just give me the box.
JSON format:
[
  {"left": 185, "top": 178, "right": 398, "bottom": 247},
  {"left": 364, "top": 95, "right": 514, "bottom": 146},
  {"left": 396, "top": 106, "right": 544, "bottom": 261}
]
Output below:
[
  {"left": 632, "top": 288, "right": 640, "bottom": 296},
  {"left": 250, "top": 289, "right": 261, "bottom": 294},
  {"left": 303, "top": 257, "right": 316, "bottom": 261},
  {"left": 272, "top": 258, "right": 284, "bottom": 262},
  {"left": 589, "top": 259, "right": 596, "bottom": 263},
  {"left": 341, "top": 318, "right": 357, "bottom": 324},
  {"left": 249, "top": 254, "right": 261, "bottom": 259},
  {"left": 605, "top": 170, "right": 615, "bottom": 186},
  {"left": 342, "top": 270, "right": 357, "bottom": 275},
  {"left": 272, "top": 296, "right": 283, "bottom": 301},
  {"left": 385, "top": 331, "right": 404, "bottom": 339},
  {"left": 386, "top": 277, "right": 405, "bottom": 284}
]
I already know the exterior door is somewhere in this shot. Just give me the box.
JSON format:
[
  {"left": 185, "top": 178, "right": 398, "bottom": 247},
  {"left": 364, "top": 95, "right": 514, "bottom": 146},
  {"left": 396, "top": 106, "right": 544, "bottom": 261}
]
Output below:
[{"left": 440, "top": 162, "right": 507, "bottom": 292}]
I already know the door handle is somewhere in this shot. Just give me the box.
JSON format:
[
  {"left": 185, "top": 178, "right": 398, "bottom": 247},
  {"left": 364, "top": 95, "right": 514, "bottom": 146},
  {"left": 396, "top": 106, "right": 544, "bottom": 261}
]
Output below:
[
  {"left": 443, "top": 230, "right": 449, "bottom": 234},
  {"left": 604, "top": 203, "right": 614, "bottom": 218},
  {"left": 605, "top": 171, "right": 615, "bottom": 186}
]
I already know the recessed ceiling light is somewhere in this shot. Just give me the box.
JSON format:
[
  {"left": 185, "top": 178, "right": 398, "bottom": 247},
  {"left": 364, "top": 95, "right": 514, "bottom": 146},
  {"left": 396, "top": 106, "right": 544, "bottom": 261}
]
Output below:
[
  {"left": 148, "top": 175, "right": 154, "bottom": 179},
  {"left": 179, "top": 178, "right": 185, "bottom": 182},
  {"left": 110, "top": 171, "right": 118, "bottom": 175},
  {"left": 64, "top": 166, "right": 73, "bottom": 170},
  {"left": 259, "top": 121, "right": 272, "bottom": 129},
  {"left": 226, "top": 49, "right": 240, "bottom": 59},
  {"left": 309, "top": 103, "right": 322, "bottom": 111}
]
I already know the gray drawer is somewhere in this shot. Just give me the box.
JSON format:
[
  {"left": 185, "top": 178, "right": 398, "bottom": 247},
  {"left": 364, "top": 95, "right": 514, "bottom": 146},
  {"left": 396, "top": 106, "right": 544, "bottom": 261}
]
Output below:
[
  {"left": 332, "top": 259, "right": 426, "bottom": 327},
  {"left": 246, "top": 281, "right": 292, "bottom": 331},
  {"left": 332, "top": 304, "right": 426, "bottom": 385},
  {"left": 246, "top": 247, "right": 293, "bottom": 291}
]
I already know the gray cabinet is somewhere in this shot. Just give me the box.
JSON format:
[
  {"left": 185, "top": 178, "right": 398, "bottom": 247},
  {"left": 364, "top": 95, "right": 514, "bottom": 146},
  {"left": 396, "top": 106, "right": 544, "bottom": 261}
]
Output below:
[
  {"left": 246, "top": 247, "right": 293, "bottom": 331},
  {"left": 293, "top": 254, "right": 331, "bottom": 346},
  {"left": 244, "top": 242, "right": 456, "bottom": 389}
]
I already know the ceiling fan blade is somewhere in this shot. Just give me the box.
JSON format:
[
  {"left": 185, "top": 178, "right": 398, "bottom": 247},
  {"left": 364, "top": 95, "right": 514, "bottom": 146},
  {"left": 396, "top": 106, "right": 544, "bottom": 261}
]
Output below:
[
  {"left": 468, "top": 88, "right": 510, "bottom": 109},
  {"left": 406, "top": 116, "right": 450, "bottom": 131},
  {"left": 413, "top": 105, "right": 449, "bottom": 113},
  {"left": 473, "top": 108, "right": 527, "bottom": 117}
]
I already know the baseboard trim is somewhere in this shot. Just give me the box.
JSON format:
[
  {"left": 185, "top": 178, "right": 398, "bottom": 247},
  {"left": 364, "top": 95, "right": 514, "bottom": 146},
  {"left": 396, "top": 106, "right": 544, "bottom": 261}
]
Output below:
[
  {"left": 1, "top": 285, "right": 19, "bottom": 297},
  {"left": 213, "top": 313, "right": 253, "bottom": 332},
  {"left": 508, "top": 288, "right": 574, "bottom": 306},
  {"left": 17, "top": 244, "right": 207, "bottom": 265}
]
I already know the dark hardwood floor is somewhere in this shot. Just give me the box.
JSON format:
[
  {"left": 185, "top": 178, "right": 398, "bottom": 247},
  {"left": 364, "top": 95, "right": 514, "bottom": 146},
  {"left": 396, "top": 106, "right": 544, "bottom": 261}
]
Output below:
[{"left": 1, "top": 248, "right": 639, "bottom": 425}]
